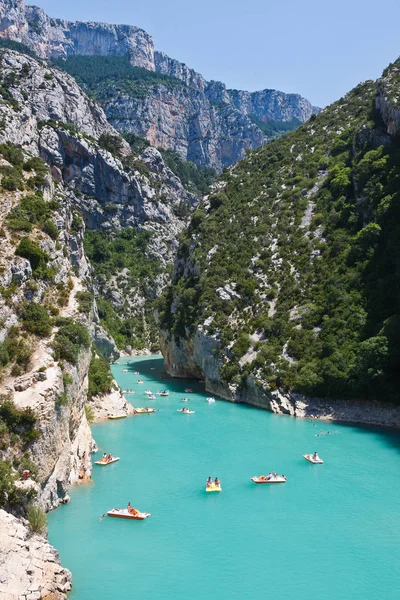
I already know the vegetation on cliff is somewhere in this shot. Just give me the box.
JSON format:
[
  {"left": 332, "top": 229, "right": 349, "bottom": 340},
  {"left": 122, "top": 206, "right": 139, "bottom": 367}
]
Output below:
[
  {"left": 160, "top": 62, "right": 400, "bottom": 402},
  {"left": 84, "top": 228, "right": 161, "bottom": 351},
  {"left": 88, "top": 350, "right": 114, "bottom": 398},
  {"left": 52, "top": 55, "right": 184, "bottom": 100}
]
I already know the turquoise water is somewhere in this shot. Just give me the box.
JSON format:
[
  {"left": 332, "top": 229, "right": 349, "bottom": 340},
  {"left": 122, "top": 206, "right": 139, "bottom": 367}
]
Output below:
[{"left": 48, "top": 356, "right": 400, "bottom": 600}]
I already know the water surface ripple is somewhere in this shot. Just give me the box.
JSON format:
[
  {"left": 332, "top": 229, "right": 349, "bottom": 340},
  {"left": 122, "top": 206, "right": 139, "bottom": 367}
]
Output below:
[{"left": 48, "top": 356, "right": 400, "bottom": 600}]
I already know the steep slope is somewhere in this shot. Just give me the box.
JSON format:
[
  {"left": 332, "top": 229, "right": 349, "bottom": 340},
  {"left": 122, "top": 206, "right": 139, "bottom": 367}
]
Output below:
[
  {"left": 0, "top": 46, "right": 197, "bottom": 351},
  {"left": 0, "top": 0, "right": 319, "bottom": 170},
  {"left": 159, "top": 60, "right": 400, "bottom": 419},
  {"left": 0, "top": 44, "right": 198, "bottom": 596}
]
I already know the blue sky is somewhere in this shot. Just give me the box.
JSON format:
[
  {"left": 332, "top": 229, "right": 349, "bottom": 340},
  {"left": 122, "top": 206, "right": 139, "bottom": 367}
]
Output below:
[{"left": 28, "top": 0, "right": 400, "bottom": 107}]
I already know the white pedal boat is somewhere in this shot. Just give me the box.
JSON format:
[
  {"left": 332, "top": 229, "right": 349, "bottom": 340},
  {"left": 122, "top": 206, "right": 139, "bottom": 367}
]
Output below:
[
  {"left": 145, "top": 390, "right": 152, "bottom": 395},
  {"left": 251, "top": 475, "right": 287, "bottom": 484},
  {"left": 303, "top": 454, "right": 324, "bottom": 464},
  {"left": 107, "top": 508, "right": 150, "bottom": 520},
  {"left": 94, "top": 457, "right": 120, "bottom": 466},
  {"left": 177, "top": 409, "right": 195, "bottom": 414},
  {"left": 207, "top": 397, "right": 215, "bottom": 403}
]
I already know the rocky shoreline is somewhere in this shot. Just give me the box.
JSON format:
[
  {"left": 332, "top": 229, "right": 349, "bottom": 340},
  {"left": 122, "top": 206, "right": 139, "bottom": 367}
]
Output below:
[
  {"left": 257, "top": 388, "right": 400, "bottom": 430},
  {"left": 88, "top": 388, "right": 135, "bottom": 422},
  {"left": 160, "top": 332, "right": 400, "bottom": 430},
  {"left": 0, "top": 510, "right": 72, "bottom": 600}
]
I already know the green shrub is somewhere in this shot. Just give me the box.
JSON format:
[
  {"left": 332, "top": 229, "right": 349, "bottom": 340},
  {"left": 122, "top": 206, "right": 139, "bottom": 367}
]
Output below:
[
  {"left": 21, "top": 303, "right": 52, "bottom": 337},
  {"left": 62, "top": 374, "right": 73, "bottom": 386},
  {"left": 42, "top": 220, "right": 59, "bottom": 240},
  {"left": 0, "top": 142, "right": 24, "bottom": 166},
  {"left": 55, "top": 392, "right": 68, "bottom": 407},
  {"left": 76, "top": 291, "right": 93, "bottom": 315},
  {"left": 15, "top": 237, "right": 49, "bottom": 271},
  {"left": 2, "top": 171, "right": 24, "bottom": 191},
  {"left": 53, "top": 319, "right": 90, "bottom": 364},
  {"left": 0, "top": 398, "right": 40, "bottom": 446},
  {"left": 98, "top": 133, "right": 124, "bottom": 156},
  {"left": 85, "top": 404, "right": 95, "bottom": 423},
  {"left": 27, "top": 503, "right": 47, "bottom": 535},
  {"left": 0, "top": 460, "right": 15, "bottom": 508},
  {"left": 88, "top": 352, "right": 114, "bottom": 398}
]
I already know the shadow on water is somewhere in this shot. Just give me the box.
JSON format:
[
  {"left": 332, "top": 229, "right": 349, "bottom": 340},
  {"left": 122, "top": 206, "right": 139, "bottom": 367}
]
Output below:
[
  {"left": 119, "top": 356, "right": 206, "bottom": 396},
  {"left": 118, "top": 355, "right": 400, "bottom": 452}
]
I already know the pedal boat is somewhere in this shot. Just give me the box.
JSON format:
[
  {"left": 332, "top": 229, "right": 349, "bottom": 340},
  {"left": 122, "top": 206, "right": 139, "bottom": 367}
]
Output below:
[
  {"left": 159, "top": 391, "right": 169, "bottom": 397},
  {"left": 207, "top": 397, "right": 215, "bottom": 403},
  {"left": 145, "top": 390, "right": 152, "bottom": 394},
  {"left": 107, "top": 508, "right": 150, "bottom": 520},
  {"left": 206, "top": 483, "right": 221, "bottom": 492},
  {"left": 134, "top": 407, "right": 156, "bottom": 414},
  {"left": 148, "top": 394, "right": 156, "bottom": 399},
  {"left": 181, "top": 397, "right": 189, "bottom": 402},
  {"left": 123, "top": 369, "right": 128, "bottom": 372},
  {"left": 251, "top": 475, "right": 287, "bottom": 484},
  {"left": 94, "top": 457, "right": 120, "bottom": 465},
  {"left": 134, "top": 371, "right": 140, "bottom": 375},
  {"left": 137, "top": 380, "right": 143, "bottom": 384},
  {"left": 185, "top": 388, "right": 193, "bottom": 393},
  {"left": 108, "top": 415, "right": 127, "bottom": 420},
  {"left": 177, "top": 409, "right": 195, "bottom": 414},
  {"left": 303, "top": 454, "right": 324, "bottom": 464}
]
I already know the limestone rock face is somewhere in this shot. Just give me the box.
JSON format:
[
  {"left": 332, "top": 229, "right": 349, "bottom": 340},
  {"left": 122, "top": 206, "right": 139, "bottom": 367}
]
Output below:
[
  {"left": 0, "top": 509, "right": 72, "bottom": 600},
  {"left": 154, "top": 50, "right": 206, "bottom": 91},
  {"left": 0, "top": 48, "right": 196, "bottom": 337},
  {"left": 0, "top": 50, "right": 121, "bottom": 149},
  {"left": 0, "top": 0, "right": 319, "bottom": 170},
  {"left": 0, "top": 0, "right": 154, "bottom": 68}
]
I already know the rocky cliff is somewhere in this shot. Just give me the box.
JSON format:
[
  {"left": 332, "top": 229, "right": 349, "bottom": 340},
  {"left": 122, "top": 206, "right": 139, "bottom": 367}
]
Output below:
[
  {"left": 0, "top": 0, "right": 319, "bottom": 170},
  {"left": 0, "top": 509, "right": 72, "bottom": 600},
  {"left": 0, "top": 43, "right": 197, "bottom": 598},
  {"left": 0, "top": 0, "right": 154, "bottom": 68},
  {"left": 159, "top": 60, "right": 400, "bottom": 421},
  {"left": 0, "top": 47, "right": 197, "bottom": 350}
]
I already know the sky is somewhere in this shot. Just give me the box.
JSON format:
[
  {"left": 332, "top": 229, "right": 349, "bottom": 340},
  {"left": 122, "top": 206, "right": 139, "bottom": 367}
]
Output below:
[{"left": 27, "top": 0, "right": 400, "bottom": 107}]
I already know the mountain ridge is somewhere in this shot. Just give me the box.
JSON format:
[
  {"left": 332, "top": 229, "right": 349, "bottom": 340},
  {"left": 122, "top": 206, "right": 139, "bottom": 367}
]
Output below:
[{"left": 0, "top": 0, "right": 319, "bottom": 169}]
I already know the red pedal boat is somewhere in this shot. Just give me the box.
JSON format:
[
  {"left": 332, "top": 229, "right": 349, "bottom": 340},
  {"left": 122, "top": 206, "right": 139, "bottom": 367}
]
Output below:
[{"left": 107, "top": 508, "right": 150, "bottom": 520}]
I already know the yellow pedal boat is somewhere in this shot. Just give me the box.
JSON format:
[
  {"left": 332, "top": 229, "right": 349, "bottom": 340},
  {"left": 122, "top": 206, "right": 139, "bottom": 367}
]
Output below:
[{"left": 206, "top": 483, "right": 222, "bottom": 492}]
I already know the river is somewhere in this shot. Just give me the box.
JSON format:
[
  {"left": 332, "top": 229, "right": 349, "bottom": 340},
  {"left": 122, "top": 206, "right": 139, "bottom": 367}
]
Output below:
[{"left": 48, "top": 355, "right": 400, "bottom": 600}]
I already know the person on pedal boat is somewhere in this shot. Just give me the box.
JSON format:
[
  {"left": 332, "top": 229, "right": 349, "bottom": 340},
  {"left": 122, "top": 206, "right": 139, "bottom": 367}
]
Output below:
[
  {"left": 313, "top": 452, "right": 320, "bottom": 461},
  {"left": 127, "top": 502, "right": 139, "bottom": 516},
  {"left": 214, "top": 477, "right": 220, "bottom": 487},
  {"left": 206, "top": 477, "right": 212, "bottom": 487}
]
